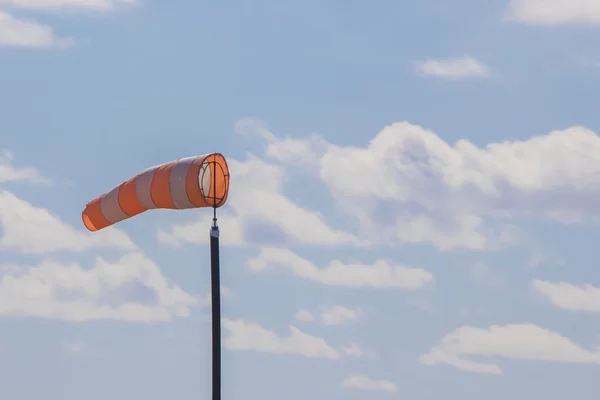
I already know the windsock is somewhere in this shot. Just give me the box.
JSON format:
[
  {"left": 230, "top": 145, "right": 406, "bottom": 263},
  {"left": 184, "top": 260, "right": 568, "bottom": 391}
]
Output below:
[{"left": 82, "top": 153, "right": 229, "bottom": 232}]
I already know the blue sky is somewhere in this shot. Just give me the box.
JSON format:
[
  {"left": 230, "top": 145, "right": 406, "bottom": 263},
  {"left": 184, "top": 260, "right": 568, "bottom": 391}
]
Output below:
[{"left": 2, "top": 0, "right": 600, "bottom": 399}]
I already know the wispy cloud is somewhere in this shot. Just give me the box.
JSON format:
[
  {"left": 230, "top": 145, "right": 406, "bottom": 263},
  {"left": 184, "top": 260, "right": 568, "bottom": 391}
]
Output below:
[
  {"left": 247, "top": 248, "right": 434, "bottom": 289},
  {"left": 420, "top": 324, "right": 600, "bottom": 374},
  {"left": 0, "top": 252, "right": 198, "bottom": 322},
  {"left": 295, "top": 306, "right": 363, "bottom": 325},
  {"left": 320, "top": 305, "right": 362, "bottom": 326},
  {"left": 415, "top": 56, "right": 490, "bottom": 79},
  {"left": 0, "top": 0, "right": 136, "bottom": 12},
  {"left": 0, "top": 190, "right": 135, "bottom": 254},
  {"left": 342, "top": 374, "right": 398, "bottom": 392},
  {"left": 0, "top": 12, "right": 73, "bottom": 48},
  {"left": 506, "top": 0, "right": 600, "bottom": 26},
  {"left": 532, "top": 280, "right": 600, "bottom": 313},
  {"left": 0, "top": 150, "right": 51, "bottom": 184},
  {"left": 222, "top": 319, "right": 340, "bottom": 360}
]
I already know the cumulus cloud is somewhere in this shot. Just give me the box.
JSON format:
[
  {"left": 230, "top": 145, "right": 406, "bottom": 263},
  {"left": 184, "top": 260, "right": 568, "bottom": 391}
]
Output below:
[
  {"left": 532, "top": 280, "right": 600, "bottom": 313},
  {"left": 0, "top": 252, "right": 198, "bottom": 322},
  {"left": 243, "top": 119, "right": 600, "bottom": 250},
  {"left": 415, "top": 56, "right": 490, "bottom": 79},
  {"left": 234, "top": 119, "right": 524, "bottom": 250},
  {"left": 0, "top": 190, "right": 135, "bottom": 254},
  {"left": 235, "top": 117, "right": 328, "bottom": 167},
  {"left": 158, "top": 155, "right": 364, "bottom": 248},
  {"left": 0, "top": 0, "right": 136, "bottom": 11},
  {"left": 419, "top": 324, "right": 600, "bottom": 374},
  {"left": 222, "top": 319, "right": 340, "bottom": 359},
  {"left": 0, "top": 12, "right": 72, "bottom": 48},
  {"left": 416, "top": 57, "right": 490, "bottom": 79},
  {"left": 506, "top": 0, "right": 600, "bottom": 25},
  {"left": 296, "top": 305, "right": 363, "bottom": 325},
  {"left": 342, "top": 374, "right": 398, "bottom": 392},
  {"left": 319, "top": 122, "right": 549, "bottom": 246},
  {"left": 0, "top": 151, "right": 50, "bottom": 184},
  {"left": 394, "top": 212, "right": 507, "bottom": 250},
  {"left": 247, "top": 248, "right": 434, "bottom": 289},
  {"left": 320, "top": 305, "right": 362, "bottom": 326},
  {"left": 340, "top": 343, "right": 376, "bottom": 359},
  {"left": 0, "top": 0, "right": 136, "bottom": 49}
]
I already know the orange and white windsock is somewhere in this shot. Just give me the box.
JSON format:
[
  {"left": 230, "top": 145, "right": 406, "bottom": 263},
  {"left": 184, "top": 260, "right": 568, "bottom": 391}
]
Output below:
[{"left": 82, "top": 153, "right": 230, "bottom": 232}]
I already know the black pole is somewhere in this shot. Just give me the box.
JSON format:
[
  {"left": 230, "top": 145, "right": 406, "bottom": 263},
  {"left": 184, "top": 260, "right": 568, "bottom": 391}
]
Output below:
[{"left": 210, "top": 216, "right": 221, "bottom": 400}]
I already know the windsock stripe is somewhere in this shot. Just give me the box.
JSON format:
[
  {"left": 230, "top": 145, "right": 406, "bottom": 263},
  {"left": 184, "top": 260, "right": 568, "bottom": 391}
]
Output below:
[
  {"left": 135, "top": 167, "right": 158, "bottom": 210},
  {"left": 118, "top": 177, "right": 146, "bottom": 217},
  {"left": 82, "top": 197, "right": 111, "bottom": 232},
  {"left": 150, "top": 161, "right": 177, "bottom": 209},
  {"left": 100, "top": 186, "right": 129, "bottom": 225},
  {"left": 186, "top": 157, "right": 208, "bottom": 207},
  {"left": 170, "top": 157, "right": 196, "bottom": 209}
]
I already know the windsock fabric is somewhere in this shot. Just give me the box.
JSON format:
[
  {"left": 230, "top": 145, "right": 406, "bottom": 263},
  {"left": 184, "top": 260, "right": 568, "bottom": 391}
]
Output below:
[{"left": 82, "top": 153, "right": 229, "bottom": 232}]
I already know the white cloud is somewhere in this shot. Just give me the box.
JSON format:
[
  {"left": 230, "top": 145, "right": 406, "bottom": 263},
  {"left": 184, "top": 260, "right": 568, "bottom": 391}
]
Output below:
[
  {"left": 158, "top": 155, "right": 364, "bottom": 248},
  {"left": 247, "top": 248, "right": 434, "bottom": 289},
  {"left": 0, "top": 0, "right": 135, "bottom": 11},
  {"left": 320, "top": 305, "right": 361, "bottom": 326},
  {"left": 297, "top": 305, "right": 368, "bottom": 328},
  {"left": 506, "top": 0, "right": 600, "bottom": 25},
  {"left": 222, "top": 319, "right": 340, "bottom": 359},
  {"left": 0, "top": 151, "right": 50, "bottom": 183},
  {"left": 0, "top": 252, "right": 198, "bottom": 322},
  {"left": 342, "top": 374, "right": 398, "bottom": 392},
  {"left": 532, "top": 280, "right": 600, "bottom": 313},
  {"left": 318, "top": 122, "right": 600, "bottom": 247},
  {"left": 235, "top": 117, "right": 328, "bottom": 167},
  {"left": 0, "top": 11, "right": 72, "bottom": 48},
  {"left": 341, "top": 343, "right": 363, "bottom": 357},
  {"left": 0, "top": 190, "right": 135, "bottom": 254},
  {"left": 340, "top": 343, "right": 376, "bottom": 359},
  {"left": 394, "top": 213, "right": 503, "bottom": 251},
  {"left": 419, "top": 324, "right": 600, "bottom": 374},
  {"left": 415, "top": 57, "right": 490, "bottom": 79},
  {"left": 295, "top": 308, "right": 314, "bottom": 322},
  {"left": 236, "top": 119, "right": 517, "bottom": 250}
]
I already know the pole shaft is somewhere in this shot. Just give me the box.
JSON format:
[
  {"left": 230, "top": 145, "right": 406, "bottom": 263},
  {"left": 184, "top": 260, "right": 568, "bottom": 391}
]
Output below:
[{"left": 210, "top": 225, "right": 221, "bottom": 400}]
